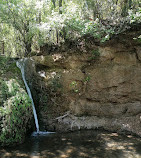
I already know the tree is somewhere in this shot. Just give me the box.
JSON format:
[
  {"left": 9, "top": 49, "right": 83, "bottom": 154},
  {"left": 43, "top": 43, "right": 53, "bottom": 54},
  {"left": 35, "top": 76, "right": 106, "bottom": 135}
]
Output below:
[
  {"left": 0, "top": 0, "right": 140, "bottom": 57},
  {"left": 52, "top": 0, "right": 56, "bottom": 8},
  {"left": 59, "top": 0, "right": 63, "bottom": 14},
  {"left": 0, "top": 0, "right": 37, "bottom": 56}
]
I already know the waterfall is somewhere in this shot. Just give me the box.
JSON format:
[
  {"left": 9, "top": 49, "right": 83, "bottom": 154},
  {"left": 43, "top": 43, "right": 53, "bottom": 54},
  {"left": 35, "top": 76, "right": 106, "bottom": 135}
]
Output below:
[{"left": 16, "top": 59, "right": 40, "bottom": 133}]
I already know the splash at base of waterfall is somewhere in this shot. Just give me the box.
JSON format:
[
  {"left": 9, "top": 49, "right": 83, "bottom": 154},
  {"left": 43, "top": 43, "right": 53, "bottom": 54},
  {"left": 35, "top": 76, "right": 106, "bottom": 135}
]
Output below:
[{"left": 31, "top": 131, "right": 55, "bottom": 137}]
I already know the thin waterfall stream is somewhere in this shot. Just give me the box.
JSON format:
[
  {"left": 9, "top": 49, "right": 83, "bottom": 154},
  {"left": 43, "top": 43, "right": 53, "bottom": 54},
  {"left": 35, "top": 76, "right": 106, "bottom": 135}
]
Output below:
[{"left": 16, "top": 59, "right": 40, "bottom": 133}]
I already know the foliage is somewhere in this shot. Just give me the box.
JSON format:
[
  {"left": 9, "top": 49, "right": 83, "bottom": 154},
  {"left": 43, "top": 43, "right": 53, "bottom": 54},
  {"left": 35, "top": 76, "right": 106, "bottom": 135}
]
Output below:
[
  {"left": 34, "top": 0, "right": 141, "bottom": 47},
  {"left": 83, "top": 76, "right": 91, "bottom": 83},
  {"left": 0, "top": 57, "right": 32, "bottom": 146},
  {"left": 129, "top": 7, "right": 141, "bottom": 23},
  {"left": 133, "top": 35, "right": 141, "bottom": 43},
  {"left": 0, "top": 0, "right": 140, "bottom": 57},
  {"left": 47, "top": 72, "right": 62, "bottom": 92},
  {"left": 89, "top": 49, "right": 100, "bottom": 60},
  {"left": 0, "top": 93, "right": 32, "bottom": 146},
  {"left": 137, "top": 35, "right": 141, "bottom": 42},
  {"left": 0, "top": 0, "right": 38, "bottom": 56},
  {"left": 70, "top": 77, "right": 91, "bottom": 93},
  {"left": 70, "top": 81, "right": 79, "bottom": 93}
]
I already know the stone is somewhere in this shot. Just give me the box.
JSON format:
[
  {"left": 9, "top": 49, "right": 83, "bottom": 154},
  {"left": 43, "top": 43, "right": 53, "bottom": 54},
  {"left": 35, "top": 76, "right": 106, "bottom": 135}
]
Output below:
[
  {"left": 113, "top": 52, "right": 137, "bottom": 65},
  {"left": 99, "top": 47, "right": 115, "bottom": 61},
  {"left": 136, "top": 46, "right": 141, "bottom": 61},
  {"left": 27, "top": 41, "right": 141, "bottom": 137}
]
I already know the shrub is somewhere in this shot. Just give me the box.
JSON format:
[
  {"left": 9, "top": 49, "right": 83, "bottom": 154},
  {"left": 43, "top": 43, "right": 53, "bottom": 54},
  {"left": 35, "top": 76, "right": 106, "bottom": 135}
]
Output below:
[
  {"left": 0, "top": 59, "right": 33, "bottom": 146},
  {"left": 0, "top": 93, "right": 32, "bottom": 146}
]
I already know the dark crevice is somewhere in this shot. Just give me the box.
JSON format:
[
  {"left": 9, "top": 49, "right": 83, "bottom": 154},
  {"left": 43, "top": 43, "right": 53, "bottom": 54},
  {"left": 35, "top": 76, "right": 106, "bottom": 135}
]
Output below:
[
  {"left": 135, "top": 48, "right": 141, "bottom": 63},
  {"left": 111, "top": 57, "right": 115, "bottom": 62},
  {"left": 36, "top": 64, "right": 67, "bottom": 72},
  {"left": 122, "top": 107, "right": 128, "bottom": 114}
]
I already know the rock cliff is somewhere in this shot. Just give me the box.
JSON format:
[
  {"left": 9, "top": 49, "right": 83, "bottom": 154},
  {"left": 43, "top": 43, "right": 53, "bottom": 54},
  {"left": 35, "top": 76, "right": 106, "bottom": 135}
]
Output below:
[{"left": 26, "top": 29, "right": 141, "bottom": 136}]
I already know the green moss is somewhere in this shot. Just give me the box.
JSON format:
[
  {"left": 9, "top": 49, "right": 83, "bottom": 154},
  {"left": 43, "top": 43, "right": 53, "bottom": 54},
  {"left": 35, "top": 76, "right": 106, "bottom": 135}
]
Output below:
[
  {"left": 7, "top": 62, "right": 20, "bottom": 74},
  {"left": 0, "top": 93, "right": 32, "bottom": 146},
  {"left": 0, "top": 56, "right": 33, "bottom": 146},
  {"left": 91, "top": 49, "right": 100, "bottom": 60}
]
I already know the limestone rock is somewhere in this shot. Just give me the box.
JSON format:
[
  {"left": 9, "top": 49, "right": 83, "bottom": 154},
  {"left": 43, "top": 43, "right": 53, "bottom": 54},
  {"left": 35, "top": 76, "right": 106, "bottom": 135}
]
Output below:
[
  {"left": 136, "top": 46, "right": 141, "bottom": 61},
  {"left": 27, "top": 42, "right": 141, "bottom": 136}
]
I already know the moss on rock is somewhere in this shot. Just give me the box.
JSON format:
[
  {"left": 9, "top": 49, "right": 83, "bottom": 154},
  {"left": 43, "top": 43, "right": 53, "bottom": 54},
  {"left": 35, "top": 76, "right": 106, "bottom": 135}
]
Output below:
[{"left": 0, "top": 57, "right": 33, "bottom": 146}]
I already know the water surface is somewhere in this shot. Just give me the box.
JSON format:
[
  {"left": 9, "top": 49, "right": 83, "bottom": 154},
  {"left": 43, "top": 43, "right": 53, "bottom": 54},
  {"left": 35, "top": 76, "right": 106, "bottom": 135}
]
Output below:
[{"left": 0, "top": 130, "right": 141, "bottom": 158}]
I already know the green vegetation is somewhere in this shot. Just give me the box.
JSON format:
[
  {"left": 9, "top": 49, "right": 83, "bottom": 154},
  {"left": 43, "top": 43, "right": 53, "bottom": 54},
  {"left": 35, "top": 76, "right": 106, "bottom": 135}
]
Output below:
[
  {"left": 90, "top": 49, "right": 100, "bottom": 60},
  {"left": 70, "top": 81, "right": 79, "bottom": 93},
  {"left": 133, "top": 35, "right": 141, "bottom": 43},
  {"left": 0, "top": 57, "right": 32, "bottom": 146},
  {"left": 129, "top": 7, "right": 141, "bottom": 23},
  {"left": 0, "top": 0, "right": 140, "bottom": 57},
  {"left": 49, "top": 77, "right": 62, "bottom": 92},
  {"left": 0, "top": 93, "right": 32, "bottom": 146},
  {"left": 83, "top": 76, "right": 91, "bottom": 83}
]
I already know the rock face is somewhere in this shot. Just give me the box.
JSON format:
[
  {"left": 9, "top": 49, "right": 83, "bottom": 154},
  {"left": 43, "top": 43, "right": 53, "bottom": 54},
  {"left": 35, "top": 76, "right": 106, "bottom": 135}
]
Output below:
[{"left": 26, "top": 33, "right": 141, "bottom": 136}]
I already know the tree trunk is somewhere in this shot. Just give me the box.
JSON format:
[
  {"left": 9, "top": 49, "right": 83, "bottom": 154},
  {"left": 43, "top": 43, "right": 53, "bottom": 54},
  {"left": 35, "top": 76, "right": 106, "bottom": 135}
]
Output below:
[
  {"left": 62, "top": 27, "right": 66, "bottom": 41},
  {"left": 2, "top": 41, "right": 4, "bottom": 55},
  {"left": 52, "top": 0, "right": 56, "bottom": 8},
  {"left": 116, "top": 0, "right": 118, "bottom": 5},
  {"left": 0, "top": 41, "right": 4, "bottom": 55},
  {"left": 59, "top": 0, "right": 62, "bottom": 14},
  {"left": 129, "top": 0, "right": 132, "bottom": 9},
  {"left": 39, "top": 0, "right": 42, "bottom": 23},
  {"left": 92, "top": 1, "right": 99, "bottom": 20},
  {"left": 121, "top": 0, "right": 128, "bottom": 17},
  {"left": 56, "top": 28, "right": 59, "bottom": 44},
  {"left": 25, "top": 42, "right": 31, "bottom": 56},
  {"left": 39, "top": 12, "right": 41, "bottom": 23}
]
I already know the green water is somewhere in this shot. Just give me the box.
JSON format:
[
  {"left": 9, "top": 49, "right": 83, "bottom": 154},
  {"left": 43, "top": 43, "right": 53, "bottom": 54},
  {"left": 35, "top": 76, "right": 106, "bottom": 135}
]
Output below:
[{"left": 0, "top": 130, "right": 141, "bottom": 158}]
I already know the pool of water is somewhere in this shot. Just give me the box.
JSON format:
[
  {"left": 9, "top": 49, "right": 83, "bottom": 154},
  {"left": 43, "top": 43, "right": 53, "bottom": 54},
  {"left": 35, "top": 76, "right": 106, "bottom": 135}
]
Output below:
[{"left": 0, "top": 130, "right": 141, "bottom": 158}]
